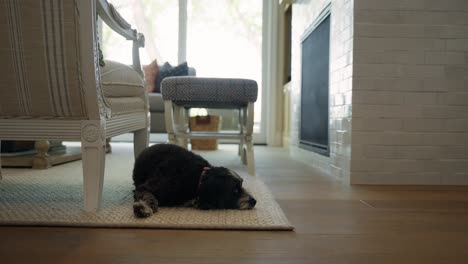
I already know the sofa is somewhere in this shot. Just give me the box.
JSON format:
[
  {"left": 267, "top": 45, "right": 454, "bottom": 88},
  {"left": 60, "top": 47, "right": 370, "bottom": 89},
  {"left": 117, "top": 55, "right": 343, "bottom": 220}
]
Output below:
[{"left": 148, "top": 67, "right": 196, "bottom": 133}]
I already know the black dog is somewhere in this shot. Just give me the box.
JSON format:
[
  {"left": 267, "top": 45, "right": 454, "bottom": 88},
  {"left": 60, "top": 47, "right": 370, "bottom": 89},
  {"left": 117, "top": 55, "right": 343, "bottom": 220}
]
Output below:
[{"left": 132, "top": 144, "right": 256, "bottom": 218}]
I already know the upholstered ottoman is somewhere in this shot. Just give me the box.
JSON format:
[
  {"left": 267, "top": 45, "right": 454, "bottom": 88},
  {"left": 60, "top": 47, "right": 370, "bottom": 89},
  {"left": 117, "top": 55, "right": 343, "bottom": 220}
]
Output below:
[{"left": 161, "top": 76, "right": 258, "bottom": 175}]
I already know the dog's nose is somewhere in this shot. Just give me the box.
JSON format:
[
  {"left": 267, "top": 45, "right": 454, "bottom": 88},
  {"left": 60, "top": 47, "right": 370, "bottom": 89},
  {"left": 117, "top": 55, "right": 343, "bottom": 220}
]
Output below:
[{"left": 248, "top": 197, "right": 256, "bottom": 207}]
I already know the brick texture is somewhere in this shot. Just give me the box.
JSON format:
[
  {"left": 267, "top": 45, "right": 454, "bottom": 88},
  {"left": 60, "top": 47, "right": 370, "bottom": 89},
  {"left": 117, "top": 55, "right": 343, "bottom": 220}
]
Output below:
[
  {"left": 351, "top": 0, "right": 468, "bottom": 185},
  {"left": 290, "top": 0, "right": 353, "bottom": 182},
  {"left": 291, "top": 0, "right": 468, "bottom": 185}
]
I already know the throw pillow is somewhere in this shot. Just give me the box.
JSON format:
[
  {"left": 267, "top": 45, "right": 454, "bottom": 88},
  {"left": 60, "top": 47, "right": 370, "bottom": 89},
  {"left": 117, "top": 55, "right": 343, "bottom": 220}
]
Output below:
[
  {"left": 143, "top": 59, "right": 159, "bottom": 93},
  {"left": 154, "top": 62, "right": 189, "bottom": 93}
]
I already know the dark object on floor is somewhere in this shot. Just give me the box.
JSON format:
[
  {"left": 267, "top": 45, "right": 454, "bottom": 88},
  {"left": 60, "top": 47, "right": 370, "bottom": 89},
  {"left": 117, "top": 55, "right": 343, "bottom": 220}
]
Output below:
[
  {"left": 132, "top": 144, "right": 256, "bottom": 218},
  {"left": 1, "top": 141, "right": 35, "bottom": 153}
]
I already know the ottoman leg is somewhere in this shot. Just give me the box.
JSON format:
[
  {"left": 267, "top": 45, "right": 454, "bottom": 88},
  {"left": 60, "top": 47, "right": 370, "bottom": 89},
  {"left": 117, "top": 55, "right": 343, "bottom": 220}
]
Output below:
[
  {"left": 181, "top": 108, "right": 190, "bottom": 149},
  {"left": 238, "top": 108, "right": 244, "bottom": 156},
  {"left": 246, "top": 139, "right": 255, "bottom": 176},
  {"left": 246, "top": 102, "right": 255, "bottom": 176},
  {"left": 164, "top": 101, "right": 177, "bottom": 144},
  {"left": 175, "top": 105, "right": 188, "bottom": 149}
]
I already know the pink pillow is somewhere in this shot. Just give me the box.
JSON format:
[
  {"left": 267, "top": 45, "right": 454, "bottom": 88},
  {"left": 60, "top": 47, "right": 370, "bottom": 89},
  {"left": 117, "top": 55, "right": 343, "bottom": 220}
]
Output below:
[{"left": 143, "top": 59, "right": 159, "bottom": 93}]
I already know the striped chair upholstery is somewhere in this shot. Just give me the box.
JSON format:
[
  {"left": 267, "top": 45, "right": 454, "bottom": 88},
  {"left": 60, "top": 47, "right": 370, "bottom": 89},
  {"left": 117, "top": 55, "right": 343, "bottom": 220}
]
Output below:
[
  {"left": 0, "top": 1, "right": 147, "bottom": 120},
  {"left": 0, "top": 0, "right": 149, "bottom": 213},
  {"left": 0, "top": 0, "right": 90, "bottom": 119}
]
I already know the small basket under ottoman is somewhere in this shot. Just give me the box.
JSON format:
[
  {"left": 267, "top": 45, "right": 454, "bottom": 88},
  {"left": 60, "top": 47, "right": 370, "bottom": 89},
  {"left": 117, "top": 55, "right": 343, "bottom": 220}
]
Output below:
[{"left": 189, "top": 115, "right": 221, "bottom": 150}]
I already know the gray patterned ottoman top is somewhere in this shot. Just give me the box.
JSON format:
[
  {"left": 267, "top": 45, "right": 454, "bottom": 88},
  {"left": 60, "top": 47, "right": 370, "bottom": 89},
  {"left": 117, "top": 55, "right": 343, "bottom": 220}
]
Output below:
[{"left": 161, "top": 76, "right": 258, "bottom": 108}]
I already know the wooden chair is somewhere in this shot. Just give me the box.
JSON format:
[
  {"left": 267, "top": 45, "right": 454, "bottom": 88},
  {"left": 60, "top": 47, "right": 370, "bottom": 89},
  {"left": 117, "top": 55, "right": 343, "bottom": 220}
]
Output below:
[{"left": 0, "top": 0, "right": 149, "bottom": 212}]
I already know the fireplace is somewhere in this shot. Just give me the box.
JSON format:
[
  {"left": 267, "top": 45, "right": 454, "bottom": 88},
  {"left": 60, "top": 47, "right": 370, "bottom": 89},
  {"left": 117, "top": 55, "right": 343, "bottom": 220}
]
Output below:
[{"left": 299, "top": 14, "right": 330, "bottom": 156}]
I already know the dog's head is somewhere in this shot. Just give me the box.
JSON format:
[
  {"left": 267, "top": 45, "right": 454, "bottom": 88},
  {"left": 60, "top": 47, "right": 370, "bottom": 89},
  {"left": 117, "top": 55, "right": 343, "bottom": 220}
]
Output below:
[{"left": 196, "top": 167, "right": 256, "bottom": 210}]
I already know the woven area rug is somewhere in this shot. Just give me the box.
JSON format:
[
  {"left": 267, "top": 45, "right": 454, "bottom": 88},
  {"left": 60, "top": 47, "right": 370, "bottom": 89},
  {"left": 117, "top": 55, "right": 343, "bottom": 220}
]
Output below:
[{"left": 0, "top": 144, "right": 293, "bottom": 230}]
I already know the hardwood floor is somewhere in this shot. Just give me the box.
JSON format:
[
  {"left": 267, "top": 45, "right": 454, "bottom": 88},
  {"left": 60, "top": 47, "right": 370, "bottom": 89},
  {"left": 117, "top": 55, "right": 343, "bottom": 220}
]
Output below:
[{"left": 1, "top": 145, "right": 468, "bottom": 264}]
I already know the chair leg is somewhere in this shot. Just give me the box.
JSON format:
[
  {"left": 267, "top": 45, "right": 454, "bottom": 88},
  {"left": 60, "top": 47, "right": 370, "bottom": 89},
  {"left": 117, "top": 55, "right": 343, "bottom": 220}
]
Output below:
[
  {"left": 81, "top": 121, "right": 106, "bottom": 212},
  {"left": 32, "top": 140, "right": 51, "bottom": 169},
  {"left": 133, "top": 127, "right": 149, "bottom": 159},
  {"left": 82, "top": 142, "right": 106, "bottom": 212}
]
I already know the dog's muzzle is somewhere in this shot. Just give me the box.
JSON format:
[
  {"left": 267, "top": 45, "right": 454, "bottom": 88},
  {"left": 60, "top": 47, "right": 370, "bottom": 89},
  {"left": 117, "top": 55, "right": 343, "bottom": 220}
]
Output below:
[{"left": 238, "top": 193, "right": 257, "bottom": 210}]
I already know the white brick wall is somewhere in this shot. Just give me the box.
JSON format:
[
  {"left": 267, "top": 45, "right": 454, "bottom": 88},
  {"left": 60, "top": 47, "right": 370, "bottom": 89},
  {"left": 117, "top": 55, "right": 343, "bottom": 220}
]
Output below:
[
  {"left": 351, "top": 0, "right": 468, "bottom": 185},
  {"left": 290, "top": 0, "right": 468, "bottom": 185},
  {"left": 290, "top": 0, "right": 354, "bottom": 182}
]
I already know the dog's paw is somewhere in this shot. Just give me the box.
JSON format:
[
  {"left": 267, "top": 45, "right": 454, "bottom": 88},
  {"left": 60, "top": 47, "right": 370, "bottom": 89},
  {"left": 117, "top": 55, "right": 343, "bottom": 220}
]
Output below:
[
  {"left": 133, "top": 200, "right": 156, "bottom": 218},
  {"left": 181, "top": 199, "right": 198, "bottom": 207}
]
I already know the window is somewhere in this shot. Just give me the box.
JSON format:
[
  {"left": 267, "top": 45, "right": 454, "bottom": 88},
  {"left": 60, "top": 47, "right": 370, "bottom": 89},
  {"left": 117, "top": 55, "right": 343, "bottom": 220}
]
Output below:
[
  {"left": 186, "top": 0, "right": 262, "bottom": 132},
  {"left": 101, "top": 0, "right": 265, "bottom": 140},
  {"left": 102, "top": 0, "right": 178, "bottom": 65}
]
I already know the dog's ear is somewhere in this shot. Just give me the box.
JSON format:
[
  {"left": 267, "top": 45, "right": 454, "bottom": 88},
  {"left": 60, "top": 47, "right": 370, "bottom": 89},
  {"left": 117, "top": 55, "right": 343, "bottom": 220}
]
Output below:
[
  {"left": 197, "top": 168, "right": 225, "bottom": 209},
  {"left": 196, "top": 184, "right": 219, "bottom": 210},
  {"left": 200, "top": 167, "right": 211, "bottom": 181},
  {"left": 197, "top": 166, "right": 243, "bottom": 210},
  {"left": 228, "top": 169, "right": 243, "bottom": 183}
]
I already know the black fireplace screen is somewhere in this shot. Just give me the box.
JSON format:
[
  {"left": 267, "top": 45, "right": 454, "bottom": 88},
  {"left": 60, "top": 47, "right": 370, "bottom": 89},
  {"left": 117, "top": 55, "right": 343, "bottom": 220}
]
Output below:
[{"left": 300, "top": 15, "right": 330, "bottom": 156}]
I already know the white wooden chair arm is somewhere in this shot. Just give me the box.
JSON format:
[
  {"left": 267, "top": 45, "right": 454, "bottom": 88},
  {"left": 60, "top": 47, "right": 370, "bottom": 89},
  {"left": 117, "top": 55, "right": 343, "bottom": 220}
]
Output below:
[
  {"left": 97, "top": 0, "right": 135, "bottom": 40},
  {"left": 97, "top": 0, "right": 145, "bottom": 76}
]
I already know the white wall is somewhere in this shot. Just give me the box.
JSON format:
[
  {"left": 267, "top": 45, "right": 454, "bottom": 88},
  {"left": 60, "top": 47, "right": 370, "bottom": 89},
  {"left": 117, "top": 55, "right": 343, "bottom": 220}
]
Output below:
[
  {"left": 290, "top": 0, "right": 354, "bottom": 182},
  {"left": 351, "top": 0, "right": 468, "bottom": 184}
]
